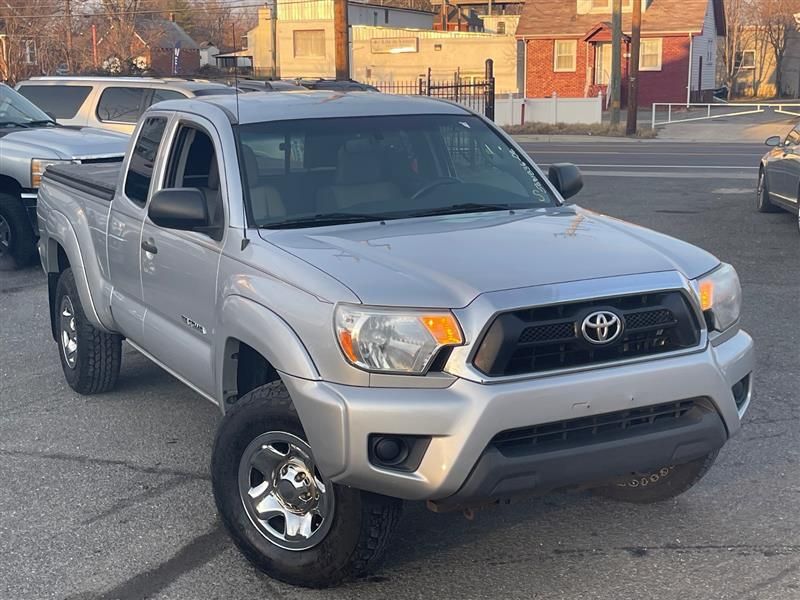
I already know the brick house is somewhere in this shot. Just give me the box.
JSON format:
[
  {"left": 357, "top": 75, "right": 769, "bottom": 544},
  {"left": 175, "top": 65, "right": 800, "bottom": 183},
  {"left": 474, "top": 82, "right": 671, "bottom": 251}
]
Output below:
[{"left": 516, "top": 0, "right": 726, "bottom": 107}]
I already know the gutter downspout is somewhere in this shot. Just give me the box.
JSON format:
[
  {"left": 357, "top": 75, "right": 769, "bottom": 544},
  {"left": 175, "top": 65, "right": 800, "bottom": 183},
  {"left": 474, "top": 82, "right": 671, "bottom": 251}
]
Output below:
[{"left": 686, "top": 33, "right": 693, "bottom": 106}]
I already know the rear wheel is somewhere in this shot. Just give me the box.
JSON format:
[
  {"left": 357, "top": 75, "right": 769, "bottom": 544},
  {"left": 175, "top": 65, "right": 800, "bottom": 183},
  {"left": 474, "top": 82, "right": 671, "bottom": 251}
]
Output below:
[
  {"left": 0, "top": 192, "right": 36, "bottom": 270},
  {"left": 756, "top": 170, "right": 781, "bottom": 213},
  {"left": 593, "top": 451, "right": 718, "bottom": 504},
  {"left": 55, "top": 268, "right": 122, "bottom": 394},
  {"left": 212, "top": 381, "right": 403, "bottom": 588}
]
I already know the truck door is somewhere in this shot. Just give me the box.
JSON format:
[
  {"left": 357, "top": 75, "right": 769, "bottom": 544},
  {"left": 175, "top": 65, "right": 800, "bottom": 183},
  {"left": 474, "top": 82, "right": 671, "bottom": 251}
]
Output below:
[
  {"left": 140, "top": 118, "right": 225, "bottom": 398},
  {"left": 108, "top": 115, "right": 171, "bottom": 344}
]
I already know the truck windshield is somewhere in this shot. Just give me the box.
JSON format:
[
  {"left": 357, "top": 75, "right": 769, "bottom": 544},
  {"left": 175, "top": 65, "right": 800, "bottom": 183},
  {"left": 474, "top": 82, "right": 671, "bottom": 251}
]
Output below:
[
  {"left": 237, "top": 114, "right": 557, "bottom": 229},
  {"left": 0, "top": 84, "right": 54, "bottom": 127}
]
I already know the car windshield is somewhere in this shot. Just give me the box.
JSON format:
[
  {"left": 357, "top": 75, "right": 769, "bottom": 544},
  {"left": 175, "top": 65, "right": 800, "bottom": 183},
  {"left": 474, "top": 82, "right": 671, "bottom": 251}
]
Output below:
[
  {"left": 237, "top": 114, "right": 557, "bottom": 229},
  {"left": 0, "top": 84, "right": 53, "bottom": 127}
]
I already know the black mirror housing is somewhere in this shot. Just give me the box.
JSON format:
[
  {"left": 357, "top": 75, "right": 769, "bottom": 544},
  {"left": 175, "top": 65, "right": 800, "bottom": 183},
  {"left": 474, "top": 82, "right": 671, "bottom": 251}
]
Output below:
[
  {"left": 548, "top": 163, "right": 584, "bottom": 200},
  {"left": 148, "top": 188, "right": 212, "bottom": 233},
  {"left": 765, "top": 135, "right": 783, "bottom": 147}
]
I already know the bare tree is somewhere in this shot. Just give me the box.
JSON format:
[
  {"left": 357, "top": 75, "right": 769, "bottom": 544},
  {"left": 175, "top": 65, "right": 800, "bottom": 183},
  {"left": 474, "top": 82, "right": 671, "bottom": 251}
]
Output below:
[
  {"left": 754, "top": 0, "right": 799, "bottom": 97},
  {"left": 720, "top": 0, "right": 750, "bottom": 100}
]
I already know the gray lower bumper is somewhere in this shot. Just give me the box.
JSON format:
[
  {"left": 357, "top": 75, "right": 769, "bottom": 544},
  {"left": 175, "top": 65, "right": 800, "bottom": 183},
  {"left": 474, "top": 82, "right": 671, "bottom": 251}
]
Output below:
[{"left": 283, "top": 329, "right": 754, "bottom": 502}]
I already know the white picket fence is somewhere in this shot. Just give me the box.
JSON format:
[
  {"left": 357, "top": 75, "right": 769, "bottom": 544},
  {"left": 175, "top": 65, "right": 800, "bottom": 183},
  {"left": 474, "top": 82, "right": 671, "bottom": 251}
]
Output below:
[{"left": 495, "top": 93, "right": 604, "bottom": 127}]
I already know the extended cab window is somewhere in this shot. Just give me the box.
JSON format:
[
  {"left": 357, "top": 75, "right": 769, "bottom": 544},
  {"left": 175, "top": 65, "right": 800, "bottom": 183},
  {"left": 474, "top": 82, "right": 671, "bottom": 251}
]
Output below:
[
  {"left": 237, "top": 114, "right": 556, "bottom": 228},
  {"left": 164, "top": 124, "right": 224, "bottom": 232},
  {"left": 97, "top": 87, "right": 146, "bottom": 123},
  {"left": 17, "top": 85, "right": 91, "bottom": 118},
  {"left": 124, "top": 117, "right": 168, "bottom": 205}
]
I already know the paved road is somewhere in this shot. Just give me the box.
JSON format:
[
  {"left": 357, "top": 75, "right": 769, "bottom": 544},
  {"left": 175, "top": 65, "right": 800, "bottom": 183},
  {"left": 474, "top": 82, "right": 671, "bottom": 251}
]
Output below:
[{"left": 2, "top": 140, "right": 799, "bottom": 600}]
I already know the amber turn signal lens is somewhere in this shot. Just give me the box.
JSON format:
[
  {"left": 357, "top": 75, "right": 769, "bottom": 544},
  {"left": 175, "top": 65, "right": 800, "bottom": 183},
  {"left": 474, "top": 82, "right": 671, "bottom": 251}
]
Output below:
[
  {"left": 338, "top": 330, "right": 357, "bottom": 362},
  {"left": 699, "top": 281, "right": 713, "bottom": 311},
  {"left": 420, "top": 315, "right": 463, "bottom": 345}
]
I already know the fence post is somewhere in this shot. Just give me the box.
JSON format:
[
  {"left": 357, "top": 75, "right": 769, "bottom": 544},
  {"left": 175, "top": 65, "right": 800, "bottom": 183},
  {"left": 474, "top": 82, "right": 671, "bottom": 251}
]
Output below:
[
  {"left": 598, "top": 92, "right": 603, "bottom": 124},
  {"left": 651, "top": 104, "right": 656, "bottom": 129},
  {"left": 426, "top": 67, "right": 432, "bottom": 97},
  {"left": 552, "top": 92, "right": 558, "bottom": 125},
  {"left": 418, "top": 75, "right": 424, "bottom": 96},
  {"left": 484, "top": 58, "right": 495, "bottom": 121}
]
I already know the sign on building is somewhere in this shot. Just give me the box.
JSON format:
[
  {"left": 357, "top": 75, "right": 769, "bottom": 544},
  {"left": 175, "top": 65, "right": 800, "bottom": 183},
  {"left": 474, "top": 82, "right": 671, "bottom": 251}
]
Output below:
[{"left": 370, "top": 37, "right": 419, "bottom": 54}]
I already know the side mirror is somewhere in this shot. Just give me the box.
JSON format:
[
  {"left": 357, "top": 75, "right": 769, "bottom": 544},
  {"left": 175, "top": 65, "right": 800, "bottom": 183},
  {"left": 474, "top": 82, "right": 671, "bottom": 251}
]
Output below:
[
  {"left": 765, "top": 135, "right": 783, "bottom": 147},
  {"left": 148, "top": 188, "right": 212, "bottom": 233},
  {"left": 548, "top": 163, "right": 584, "bottom": 200}
]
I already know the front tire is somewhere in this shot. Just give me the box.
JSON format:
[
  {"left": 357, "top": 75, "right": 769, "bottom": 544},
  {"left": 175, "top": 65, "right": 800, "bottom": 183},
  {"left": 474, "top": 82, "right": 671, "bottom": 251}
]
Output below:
[
  {"left": 212, "top": 381, "right": 402, "bottom": 588},
  {"left": 55, "top": 268, "right": 122, "bottom": 394},
  {"left": 756, "top": 170, "right": 781, "bottom": 213},
  {"left": 593, "top": 450, "right": 718, "bottom": 504},
  {"left": 0, "top": 192, "right": 37, "bottom": 270}
]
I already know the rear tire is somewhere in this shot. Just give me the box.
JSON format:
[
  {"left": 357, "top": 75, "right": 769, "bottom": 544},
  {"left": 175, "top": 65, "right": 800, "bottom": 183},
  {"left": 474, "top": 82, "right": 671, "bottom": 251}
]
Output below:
[
  {"left": 756, "top": 170, "right": 781, "bottom": 213},
  {"left": 593, "top": 450, "right": 718, "bottom": 504},
  {"left": 212, "top": 381, "right": 403, "bottom": 588},
  {"left": 55, "top": 268, "right": 122, "bottom": 394},
  {"left": 0, "top": 192, "right": 37, "bottom": 270}
]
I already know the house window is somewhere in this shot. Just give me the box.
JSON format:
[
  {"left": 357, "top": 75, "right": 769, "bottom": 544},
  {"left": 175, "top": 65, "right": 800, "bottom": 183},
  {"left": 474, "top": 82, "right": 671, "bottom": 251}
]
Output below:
[
  {"left": 589, "top": 0, "right": 632, "bottom": 11},
  {"left": 554, "top": 40, "right": 577, "bottom": 72},
  {"left": 23, "top": 40, "right": 36, "bottom": 65},
  {"left": 735, "top": 50, "right": 755, "bottom": 70},
  {"left": 241, "top": 35, "right": 248, "bottom": 50},
  {"left": 497, "top": 21, "right": 506, "bottom": 34},
  {"left": 640, "top": 38, "right": 662, "bottom": 70},
  {"left": 293, "top": 30, "right": 325, "bottom": 58},
  {"left": 373, "top": 11, "right": 378, "bottom": 26}
]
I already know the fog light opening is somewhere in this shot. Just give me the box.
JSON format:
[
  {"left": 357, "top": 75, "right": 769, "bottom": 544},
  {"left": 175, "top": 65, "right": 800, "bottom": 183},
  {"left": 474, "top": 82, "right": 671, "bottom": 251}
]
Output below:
[
  {"left": 732, "top": 374, "right": 750, "bottom": 409},
  {"left": 373, "top": 436, "right": 409, "bottom": 466}
]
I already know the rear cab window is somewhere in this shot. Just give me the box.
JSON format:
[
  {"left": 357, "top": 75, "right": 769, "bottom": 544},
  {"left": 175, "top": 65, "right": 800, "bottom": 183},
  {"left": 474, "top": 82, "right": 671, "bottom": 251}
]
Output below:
[
  {"left": 124, "top": 117, "right": 169, "bottom": 206},
  {"left": 17, "top": 85, "right": 91, "bottom": 119},
  {"left": 97, "top": 87, "right": 147, "bottom": 123}
]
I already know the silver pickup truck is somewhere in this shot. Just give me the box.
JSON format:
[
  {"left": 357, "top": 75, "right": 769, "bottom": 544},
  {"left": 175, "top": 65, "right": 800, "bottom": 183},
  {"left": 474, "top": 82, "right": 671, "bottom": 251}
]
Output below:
[
  {"left": 0, "top": 83, "right": 127, "bottom": 269},
  {"left": 37, "top": 91, "right": 755, "bottom": 588}
]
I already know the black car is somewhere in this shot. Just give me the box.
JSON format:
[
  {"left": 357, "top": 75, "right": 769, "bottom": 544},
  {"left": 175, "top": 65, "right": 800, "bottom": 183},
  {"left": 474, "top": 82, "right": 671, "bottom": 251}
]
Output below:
[
  {"left": 758, "top": 126, "right": 800, "bottom": 231},
  {"left": 297, "top": 79, "right": 379, "bottom": 92}
]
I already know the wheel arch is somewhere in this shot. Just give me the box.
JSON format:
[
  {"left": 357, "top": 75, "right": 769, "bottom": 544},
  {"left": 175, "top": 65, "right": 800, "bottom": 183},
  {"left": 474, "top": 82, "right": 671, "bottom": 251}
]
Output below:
[{"left": 217, "top": 295, "right": 320, "bottom": 414}]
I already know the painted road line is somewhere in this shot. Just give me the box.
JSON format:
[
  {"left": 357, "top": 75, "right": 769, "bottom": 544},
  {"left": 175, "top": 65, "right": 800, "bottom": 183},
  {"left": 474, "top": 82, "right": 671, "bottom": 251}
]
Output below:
[
  {"left": 539, "top": 164, "right": 758, "bottom": 169},
  {"left": 580, "top": 171, "right": 755, "bottom": 179}
]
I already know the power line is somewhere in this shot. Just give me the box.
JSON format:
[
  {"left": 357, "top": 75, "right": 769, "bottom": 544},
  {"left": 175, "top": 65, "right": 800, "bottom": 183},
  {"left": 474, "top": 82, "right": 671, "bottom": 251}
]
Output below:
[{"left": 0, "top": 0, "right": 330, "bottom": 15}]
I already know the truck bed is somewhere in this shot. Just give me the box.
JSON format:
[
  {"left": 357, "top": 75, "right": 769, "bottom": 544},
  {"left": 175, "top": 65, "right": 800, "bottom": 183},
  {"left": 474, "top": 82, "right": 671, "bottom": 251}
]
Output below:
[{"left": 44, "top": 162, "right": 121, "bottom": 202}]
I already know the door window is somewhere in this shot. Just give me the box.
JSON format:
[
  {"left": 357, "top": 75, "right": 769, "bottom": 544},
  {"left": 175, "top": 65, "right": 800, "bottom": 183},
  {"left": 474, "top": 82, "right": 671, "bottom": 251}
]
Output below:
[
  {"left": 124, "top": 117, "right": 168, "bottom": 206},
  {"left": 149, "top": 89, "right": 187, "bottom": 107},
  {"left": 17, "top": 85, "right": 91, "bottom": 118},
  {"left": 164, "top": 124, "right": 224, "bottom": 233},
  {"left": 595, "top": 43, "right": 611, "bottom": 85},
  {"left": 97, "top": 87, "right": 146, "bottom": 123}
]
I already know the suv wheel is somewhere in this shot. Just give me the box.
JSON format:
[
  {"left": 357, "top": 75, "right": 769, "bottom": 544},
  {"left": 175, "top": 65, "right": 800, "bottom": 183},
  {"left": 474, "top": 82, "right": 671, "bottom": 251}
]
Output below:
[
  {"left": 0, "top": 192, "right": 36, "bottom": 269},
  {"left": 55, "top": 268, "right": 122, "bottom": 394},
  {"left": 593, "top": 450, "right": 718, "bottom": 504},
  {"left": 212, "top": 381, "right": 403, "bottom": 588},
  {"left": 756, "top": 170, "right": 781, "bottom": 213}
]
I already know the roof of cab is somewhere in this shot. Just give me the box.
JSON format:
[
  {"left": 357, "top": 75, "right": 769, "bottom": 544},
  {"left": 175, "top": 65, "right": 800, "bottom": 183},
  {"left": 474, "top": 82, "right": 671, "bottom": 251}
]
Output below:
[{"left": 151, "top": 90, "right": 471, "bottom": 124}]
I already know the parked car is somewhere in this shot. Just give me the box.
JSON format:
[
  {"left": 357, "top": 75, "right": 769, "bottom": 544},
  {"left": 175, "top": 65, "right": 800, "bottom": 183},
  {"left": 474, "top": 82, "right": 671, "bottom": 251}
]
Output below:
[
  {"left": 233, "top": 79, "right": 307, "bottom": 93},
  {"left": 296, "top": 78, "right": 379, "bottom": 92},
  {"left": 36, "top": 91, "right": 754, "bottom": 588},
  {"left": 0, "top": 83, "right": 127, "bottom": 269},
  {"left": 758, "top": 128, "right": 800, "bottom": 230},
  {"left": 16, "top": 77, "right": 237, "bottom": 134}
]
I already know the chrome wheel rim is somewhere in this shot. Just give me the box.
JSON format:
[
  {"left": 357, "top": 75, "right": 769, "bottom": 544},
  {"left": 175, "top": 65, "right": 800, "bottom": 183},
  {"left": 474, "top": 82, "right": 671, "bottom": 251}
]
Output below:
[
  {"left": 0, "top": 214, "right": 10, "bottom": 257},
  {"left": 238, "top": 431, "right": 334, "bottom": 551},
  {"left": 758, "top": 173, "right": 767, "bottom": 208},
  {"left": 60, "top": 296, "right": 78, "bottom": 369}
]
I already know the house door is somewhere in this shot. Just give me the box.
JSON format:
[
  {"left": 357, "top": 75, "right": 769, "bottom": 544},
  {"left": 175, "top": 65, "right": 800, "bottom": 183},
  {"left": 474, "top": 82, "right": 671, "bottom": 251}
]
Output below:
[{"left": 595, "top": 43, "right": 612, "bottom": 86}]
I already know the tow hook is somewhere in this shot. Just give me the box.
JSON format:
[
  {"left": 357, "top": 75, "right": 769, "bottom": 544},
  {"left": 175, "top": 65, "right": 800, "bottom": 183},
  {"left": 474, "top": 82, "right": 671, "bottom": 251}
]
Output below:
[{"left": 463, "top": 507, "right": 476, "bottom": 521}]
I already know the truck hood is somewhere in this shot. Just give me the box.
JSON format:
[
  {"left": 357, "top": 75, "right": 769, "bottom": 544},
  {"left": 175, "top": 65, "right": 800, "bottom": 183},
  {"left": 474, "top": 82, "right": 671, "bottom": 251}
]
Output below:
[
  {"left": 0, "top": 126, "right": 128, "bottom": 160},
  {"left": 262, "top": 205, "right": 720, "bottom": 308}
]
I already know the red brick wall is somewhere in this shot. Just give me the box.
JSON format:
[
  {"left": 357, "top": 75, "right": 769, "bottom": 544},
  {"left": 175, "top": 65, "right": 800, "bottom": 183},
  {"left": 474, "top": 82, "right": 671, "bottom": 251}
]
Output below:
[{"left": 524, "top": 35, "right": 692, "bottom": 107}]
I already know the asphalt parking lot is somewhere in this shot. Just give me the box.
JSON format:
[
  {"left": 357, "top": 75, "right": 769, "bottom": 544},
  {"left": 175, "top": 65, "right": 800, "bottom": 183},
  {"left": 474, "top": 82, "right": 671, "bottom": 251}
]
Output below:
[{"left": 2, "top": 138, "right": 799, "bottom": 600}]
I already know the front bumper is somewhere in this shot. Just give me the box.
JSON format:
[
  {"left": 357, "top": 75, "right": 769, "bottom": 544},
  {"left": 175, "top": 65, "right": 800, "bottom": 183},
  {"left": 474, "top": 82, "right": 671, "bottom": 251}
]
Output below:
[{"left": 284, "top": 329, "right": 754, "bottom": 503}]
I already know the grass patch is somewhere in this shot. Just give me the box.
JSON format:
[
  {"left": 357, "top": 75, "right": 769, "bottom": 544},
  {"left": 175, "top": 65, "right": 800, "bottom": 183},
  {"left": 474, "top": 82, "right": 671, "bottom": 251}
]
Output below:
[{"left": 503, "top": 122, "right": 658, "bottom": 138}]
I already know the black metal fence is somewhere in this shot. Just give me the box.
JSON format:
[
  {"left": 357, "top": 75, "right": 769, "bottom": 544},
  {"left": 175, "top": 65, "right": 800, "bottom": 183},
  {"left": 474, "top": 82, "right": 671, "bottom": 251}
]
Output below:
[{"left": 368, "top": 59, "right": 496, "bottom": 121}]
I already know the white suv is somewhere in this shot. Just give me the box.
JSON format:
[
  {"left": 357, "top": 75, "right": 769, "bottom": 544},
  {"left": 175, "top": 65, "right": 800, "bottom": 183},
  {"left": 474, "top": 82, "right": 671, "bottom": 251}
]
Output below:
[{"left": 16, "top": 77, "right": 236, "bottom": 134}]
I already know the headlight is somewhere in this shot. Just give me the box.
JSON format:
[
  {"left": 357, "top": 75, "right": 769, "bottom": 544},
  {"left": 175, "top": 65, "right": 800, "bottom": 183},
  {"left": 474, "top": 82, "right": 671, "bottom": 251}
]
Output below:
[
  {"left": 694, "top": 263, "right": 741, "bottom": 332},
  {"left": 334, "top": 304, "right": 464, "bottom": 374},
  {"left": 31, "top": 158, "right": 77, "bottom": 188}
]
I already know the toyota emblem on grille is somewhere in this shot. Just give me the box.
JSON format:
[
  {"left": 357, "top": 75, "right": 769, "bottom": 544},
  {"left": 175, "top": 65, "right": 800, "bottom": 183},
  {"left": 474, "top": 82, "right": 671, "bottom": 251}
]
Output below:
[{"left": 581, "top": 310, "right": 623, "bottom": 345}]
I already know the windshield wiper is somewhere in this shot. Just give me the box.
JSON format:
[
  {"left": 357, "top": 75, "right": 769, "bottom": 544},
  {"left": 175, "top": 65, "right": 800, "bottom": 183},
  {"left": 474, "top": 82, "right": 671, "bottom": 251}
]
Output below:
[
  {"left": 261, "top": 213, "right": 387, "bottom": 229},
  {"left": 0, "top": 121, "right": 29, "bottom": 128},
  {"left": 399, "top": 203, "right": 522, "bottom": 218},
  {"left": 26, "top": 119, "right": 56, "bottom": 127}
]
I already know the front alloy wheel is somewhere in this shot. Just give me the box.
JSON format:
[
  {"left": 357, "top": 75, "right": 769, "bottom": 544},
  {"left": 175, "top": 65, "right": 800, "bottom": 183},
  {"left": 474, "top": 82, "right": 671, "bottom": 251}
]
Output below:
[
  {"left": 0, "top": 213, "right": 11, "bottom": 258},
  {"left": 238, "top": 431, "right": 334, "bottom": 551},
  {"left": 60, "top": 295, "right": 79, "bottom": 369}
]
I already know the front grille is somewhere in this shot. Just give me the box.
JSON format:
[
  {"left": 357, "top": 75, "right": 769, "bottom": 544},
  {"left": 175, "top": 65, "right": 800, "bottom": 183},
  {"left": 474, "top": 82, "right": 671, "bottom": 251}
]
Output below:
[
  {"left": 491, "top": 399, "right": 701, "bottom": 456},
  {"left": 80, "top": 156, "right": 124, "bottom": 164},
  {"left": 473, "top": 291, "right": 701, "bottom": 377}
]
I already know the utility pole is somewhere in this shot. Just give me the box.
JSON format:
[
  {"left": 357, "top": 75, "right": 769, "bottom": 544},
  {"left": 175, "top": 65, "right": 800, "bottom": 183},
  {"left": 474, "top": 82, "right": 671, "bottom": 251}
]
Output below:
[
  {"left": 270, "top": 0, "right": 278, "bottom": 79},
  {"left": 334, "top": 0, "right": 349, "bottom": 80},
  {"left": 65, "top": 0, "right": 73, "bottom": 72},
  {"left": 92, "top": 23, "right": 98, "bottom": 69},
  {"left": 626, "top": 0, "right": 642, "bottom": 135},
  {"left": 609, "top": 0, "right": 622, "bottom": 126}
]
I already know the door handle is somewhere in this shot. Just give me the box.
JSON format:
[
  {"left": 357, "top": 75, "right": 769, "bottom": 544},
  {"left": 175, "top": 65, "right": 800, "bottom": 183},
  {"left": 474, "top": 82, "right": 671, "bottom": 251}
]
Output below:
[{"left": 141, "top": 239, "right": 158, "bottom": 254}]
